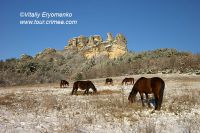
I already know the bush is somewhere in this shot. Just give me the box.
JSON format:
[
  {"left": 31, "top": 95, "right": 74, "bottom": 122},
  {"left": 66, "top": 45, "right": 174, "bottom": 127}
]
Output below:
[
  {"left": 0, "top": 48, "right": 199, "bottom": 86},
  {"left": 75, "top": 73, "right": 83, "bottom": 80}
]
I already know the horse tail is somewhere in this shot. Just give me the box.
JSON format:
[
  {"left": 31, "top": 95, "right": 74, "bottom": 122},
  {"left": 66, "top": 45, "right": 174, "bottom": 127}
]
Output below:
[
  {"left": 122, "top": 79, "right": 125, "bottom": 85},
  {"left": 71, "top": 81, "right": 78, "bottom": 95},
  {"left": 159, "top": 80, "right": 165, "bottom": 109},
  {"left": 60, "top": 80, "right": 62, "bottom": 88}
]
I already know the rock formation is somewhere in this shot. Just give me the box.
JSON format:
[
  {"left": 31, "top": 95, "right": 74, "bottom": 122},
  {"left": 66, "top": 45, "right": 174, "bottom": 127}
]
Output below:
[{"left": 65, "top": 33, "right": 127, "bottom": 59}]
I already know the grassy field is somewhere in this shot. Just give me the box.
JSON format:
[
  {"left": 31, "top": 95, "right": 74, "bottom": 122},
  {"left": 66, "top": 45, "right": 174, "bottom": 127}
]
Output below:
[{"left": 0, "top": 74, "right": 200, "bottom": 133}]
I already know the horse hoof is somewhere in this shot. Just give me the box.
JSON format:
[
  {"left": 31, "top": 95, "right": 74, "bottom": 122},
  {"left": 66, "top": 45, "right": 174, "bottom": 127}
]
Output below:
[{"left": 151, "top": 110, "right": 155, "bottom": 114}]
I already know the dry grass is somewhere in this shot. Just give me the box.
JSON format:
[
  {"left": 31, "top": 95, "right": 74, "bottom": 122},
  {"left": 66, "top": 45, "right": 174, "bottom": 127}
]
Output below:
[
  {"left": 97, "top": 89, "right": 121, "bottom": 95},
  {"left": 166, "top": 88, "right": 200, "bottom": 114},
  {"left": 168, "top": 94, "right": 199, "bottom": 113},
  {"left": 70, "top": 89, "right": 121, "bottom": 96},
  {"left": 0, "top": 75, "right": 200, "bottom": 132},
  {"left": 0, "top": 93, "right": 16, "bottom": 106}
]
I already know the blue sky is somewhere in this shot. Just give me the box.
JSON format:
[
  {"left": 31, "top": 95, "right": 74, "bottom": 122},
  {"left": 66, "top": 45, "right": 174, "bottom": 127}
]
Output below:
[{"left": 0, "top": 0, "right": 200, "bottom": 60}]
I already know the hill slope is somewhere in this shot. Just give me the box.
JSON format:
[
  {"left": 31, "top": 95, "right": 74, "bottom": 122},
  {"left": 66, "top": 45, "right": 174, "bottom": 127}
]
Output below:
[{"left": 0, "top": 48, "right": 199, "bottom": 86}]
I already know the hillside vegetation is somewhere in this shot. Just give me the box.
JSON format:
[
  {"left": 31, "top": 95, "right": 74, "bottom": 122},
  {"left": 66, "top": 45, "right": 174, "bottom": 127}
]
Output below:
[{"left": 0, "top": 48, "right": 199, "bottom": 86}]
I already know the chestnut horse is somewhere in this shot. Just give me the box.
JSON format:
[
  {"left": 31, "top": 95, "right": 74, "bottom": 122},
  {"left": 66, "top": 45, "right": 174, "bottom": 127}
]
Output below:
[
  {"left": 71, "top": 81, "right": 97, "bottom": 95},
  {"left": 122, "top": 78, "right": 134, "bottom": 85},
  {"left": 105, "top": 78, "right": 113, "bottom": 85},
  {"left": 128, "top": 77, "right": 165, "bottom": 110},
  {"left": 60, "top": 80, "right": 69, "bottom": 88}
]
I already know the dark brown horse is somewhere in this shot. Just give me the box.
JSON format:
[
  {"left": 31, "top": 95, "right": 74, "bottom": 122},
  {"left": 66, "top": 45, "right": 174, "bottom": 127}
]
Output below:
[
  {"left": 60, "top": 80, "right": 69, "bottom": 88},
  {"left": 122, "top": 78, "right": 134, "bottom": 85},
  {"left": 128, "top": 77, "right": 165, "bottom": 110},
  {"left": 71, "top": 80, "right": 97, "bottom": 95},
  {"left": 105, "top": 78, "right": 113, "bottom": 85}
]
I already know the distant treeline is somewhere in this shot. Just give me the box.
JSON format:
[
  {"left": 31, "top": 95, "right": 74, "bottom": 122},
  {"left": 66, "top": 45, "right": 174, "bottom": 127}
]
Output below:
[{"left": 0, "top": 48, "right": 199, "bottom": 86}]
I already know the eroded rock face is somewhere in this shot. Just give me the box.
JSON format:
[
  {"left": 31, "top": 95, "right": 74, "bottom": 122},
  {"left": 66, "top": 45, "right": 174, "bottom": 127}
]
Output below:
[
  {"left": 20, "top": 54, "right": 33, "bottom": 61},
  {"left": 65, "top": 33, "right": 127, "bottom": 59},
  {"left": 35, "top": 48, "right": 57, "bottom": 59},
  {"left": 106, "top": 32, "right": 114, "bottom": 42}
]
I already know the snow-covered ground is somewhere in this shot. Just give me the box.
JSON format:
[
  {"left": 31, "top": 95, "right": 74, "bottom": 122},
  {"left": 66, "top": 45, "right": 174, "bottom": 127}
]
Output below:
[{"left": 0, "top": 74, "right": 200, "bottom": 133}]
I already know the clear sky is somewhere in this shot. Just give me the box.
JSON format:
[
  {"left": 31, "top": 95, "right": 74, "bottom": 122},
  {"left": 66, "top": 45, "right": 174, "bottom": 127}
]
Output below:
[{"left": 0, "top": 0, "right": 200, "bottom": 60}]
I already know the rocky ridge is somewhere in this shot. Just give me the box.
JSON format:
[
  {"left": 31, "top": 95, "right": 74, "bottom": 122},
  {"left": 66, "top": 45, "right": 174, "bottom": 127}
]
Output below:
[{"left": 64, "top": 33, "right": 128, "bottom": 59}]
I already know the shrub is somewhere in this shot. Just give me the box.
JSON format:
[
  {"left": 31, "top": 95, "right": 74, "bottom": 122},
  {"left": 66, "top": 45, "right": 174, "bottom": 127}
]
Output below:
[
  {"left": 74, "top": 73, "right": 83, "bottom": 80},
  {"left": 1, "top": 48, "right": 199, "bottom": 86}
]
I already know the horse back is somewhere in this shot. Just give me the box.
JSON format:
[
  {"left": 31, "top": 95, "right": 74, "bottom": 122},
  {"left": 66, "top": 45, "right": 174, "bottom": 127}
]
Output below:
[
  {"left": 73, "top": 81, "right": 79, "bottom": 89},
  {"left": 106, "top": 78, "right": 113, "bottom": 83},
  {"left": 123, "top": 78, "right": 134, "bottom": 83},
  {"left": 77, "top": 81, "right": 94, "bottom": 90},
  {"left": 151, "top": 77, "right": 165, "bottom": 93},
  {"left": 134, "top": 77, "right": 152, "bottom": 93}
]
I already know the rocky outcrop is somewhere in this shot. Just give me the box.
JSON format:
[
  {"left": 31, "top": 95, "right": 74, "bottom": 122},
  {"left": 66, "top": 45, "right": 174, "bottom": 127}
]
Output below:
[
  {"left": 64, "top": 33, "right": 128, "bottom": 59},
  {"left": 20, "top": 54, "right": 33, "bottom": 61},
  {"left": 35, "top": 48, "right": 57, "bottom": 59}
]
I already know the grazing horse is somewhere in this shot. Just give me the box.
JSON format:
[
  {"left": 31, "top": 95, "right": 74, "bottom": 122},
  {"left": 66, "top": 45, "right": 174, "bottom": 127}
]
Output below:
[
  {"left": 105, "top": 78, "right": 113, "bottom": 85},
  {"left": 71, "top": 80, "right": 97, "bottom": 95},
  {"left": 128, "top": 77, "right": 165, "bottom": 110},
  {"left": 60, "top": 80, "right": 69, "bottom": 88},
  {"left": 122, "top": 78, "right": 134, "bottom": 85}
]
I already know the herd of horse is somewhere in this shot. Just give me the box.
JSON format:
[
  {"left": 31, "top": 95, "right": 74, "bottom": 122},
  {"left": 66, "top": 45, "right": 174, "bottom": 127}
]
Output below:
[{"left": 60, "top": 77, "right": 165, "bottom": 110}]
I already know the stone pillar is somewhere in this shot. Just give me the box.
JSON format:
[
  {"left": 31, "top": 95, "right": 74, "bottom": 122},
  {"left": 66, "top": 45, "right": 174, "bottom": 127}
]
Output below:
[
  {"left": 106, "top": 32, "right": 114, "bottom": 42},
  {"left": 77, "top": 35, "right": 87, "bottom": 45},
  {"left": 72, "top": 38, "right": 77, "bottom": 46},
  {"left": 68, "top": 38, "right": 77, "bottom": 47},
  {"left": 93, "top": 35, "right": 102, "bottom": 44},
  {"left": 116, "top": 33, "right": 127, "bottom": 44},
  {"left": 88, "top": 36, "right": 95, "bottom": 46}
]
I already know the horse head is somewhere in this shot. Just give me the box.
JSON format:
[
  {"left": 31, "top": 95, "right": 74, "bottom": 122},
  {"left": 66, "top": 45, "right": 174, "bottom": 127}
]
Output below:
[
  {"left": 92, "top": 86, "right": 97, "bottom": 93},
  {"left": 128, "top": 87, "right": 137, "bottom": 103}
]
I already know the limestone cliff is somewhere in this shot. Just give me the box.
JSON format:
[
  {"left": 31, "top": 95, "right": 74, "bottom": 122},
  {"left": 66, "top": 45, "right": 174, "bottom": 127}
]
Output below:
[{"left": 64, "top": 33, "right": 128, "bottom": 59}]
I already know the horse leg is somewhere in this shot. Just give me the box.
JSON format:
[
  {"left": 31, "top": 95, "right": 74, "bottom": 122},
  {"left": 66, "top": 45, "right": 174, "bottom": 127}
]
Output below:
[
  {"left": 84, "top": 88, "right": 89, "bottom": 95},
  {"left": 157, "top": 96, "right": 162, "bottom": 110},
  {"left": 74, "top": 88, "right": 78, "bottom": 95},
  {"left": 155, "top": 98, "right": 159, "bottom": 110},
  {"left": 87, "top": 88, "right": 90, "bottom": 94},
  {"left": 157, "top": 87, "right": 164, "bottom": 110},
  {"left": 84, "top": 90, "right": 87, "bottom": 95},
  {"left": 154, "top": 94, "right": 159, "bottom": 110},
  {"left": 145, "top": 93, "right": 151, "bottom": 108},
  {"left": 71, "top": 88, "right": 75, "bottom": 95},
  {"left": 139, "top": 92, "right": 145, "bottom": 107}
]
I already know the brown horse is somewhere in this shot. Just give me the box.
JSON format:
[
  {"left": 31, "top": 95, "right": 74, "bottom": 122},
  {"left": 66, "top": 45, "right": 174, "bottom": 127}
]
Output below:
[
  {"left": 105, "top": 78, "right": 113, "bottom": 85},
  {"left": 71, "top": 80, "right": 97, "bottom": 95},
  {"left": 60, "top": 80, "right": 69, "bottom": 88},
  {"left": 122, "top": 78, "right": 134, "bottom": 85},
  {"left": 128, "top": 77, "right": 165, "bottom": 110}
]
